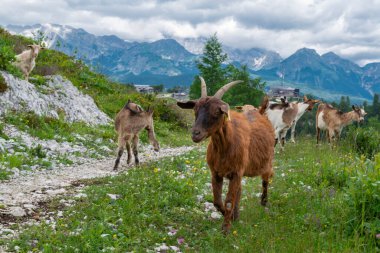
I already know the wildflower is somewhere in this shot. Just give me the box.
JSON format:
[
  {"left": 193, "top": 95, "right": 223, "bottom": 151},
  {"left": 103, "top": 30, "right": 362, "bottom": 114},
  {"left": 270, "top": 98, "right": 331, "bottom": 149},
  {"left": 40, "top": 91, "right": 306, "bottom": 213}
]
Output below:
[
  {"left": 168, "top": 229, "right": 178, "bottom": 236},
  {"left": 232, "top": 230, "right": 238, "bottom": 236},
  {"left": 177, "top": 237, "right": 185, "bottom": 245},
  {"left": 185, "top": 160, "right": 190, "bottom": 164},
  {"left": 153, "top": 167, "right": 160, "bottom": 173}
]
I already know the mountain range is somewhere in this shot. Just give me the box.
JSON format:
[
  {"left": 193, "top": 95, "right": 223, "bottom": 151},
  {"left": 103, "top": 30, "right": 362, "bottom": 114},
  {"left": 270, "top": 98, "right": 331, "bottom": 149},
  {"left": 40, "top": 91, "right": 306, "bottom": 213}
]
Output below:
[{"left": 5, "top": 23, "right": 380, "bottom": 103}]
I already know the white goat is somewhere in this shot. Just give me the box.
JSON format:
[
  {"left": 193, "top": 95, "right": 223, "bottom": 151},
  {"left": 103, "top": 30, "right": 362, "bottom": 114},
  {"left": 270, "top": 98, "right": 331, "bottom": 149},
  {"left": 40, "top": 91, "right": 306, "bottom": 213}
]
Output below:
[{"left": 13, "top": 45, "right": 44, "bottom": 81}]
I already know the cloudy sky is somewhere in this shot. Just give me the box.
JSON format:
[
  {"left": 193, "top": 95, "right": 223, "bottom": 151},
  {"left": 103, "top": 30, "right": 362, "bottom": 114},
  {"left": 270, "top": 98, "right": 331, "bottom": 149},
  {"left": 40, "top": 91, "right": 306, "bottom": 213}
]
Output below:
[{"left": 1, "top": 0, "right": 380, "bottom": 66}]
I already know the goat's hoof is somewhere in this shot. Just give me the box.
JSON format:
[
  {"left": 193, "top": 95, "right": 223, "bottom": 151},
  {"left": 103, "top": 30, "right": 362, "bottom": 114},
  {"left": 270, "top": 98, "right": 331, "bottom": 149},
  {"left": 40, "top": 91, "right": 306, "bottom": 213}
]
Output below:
[
  {"left": 260, "top": 199, "right": 268, "bottom": 206},
  {"left": 222, "top": 223, "right": 231, "bottom": 235},
  {"left": 113, "top": 168, "right": 118, "bottom": 171}
]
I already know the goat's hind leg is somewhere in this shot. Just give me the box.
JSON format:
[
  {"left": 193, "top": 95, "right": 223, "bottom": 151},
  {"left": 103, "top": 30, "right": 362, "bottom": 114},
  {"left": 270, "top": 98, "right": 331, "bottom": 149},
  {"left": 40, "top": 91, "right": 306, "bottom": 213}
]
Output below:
[
  {"left": 261, "top": 170, "right": 272, "bottom": 206},
  {"left": 114, "top": 135, "right": 128, "bottom": 170}
]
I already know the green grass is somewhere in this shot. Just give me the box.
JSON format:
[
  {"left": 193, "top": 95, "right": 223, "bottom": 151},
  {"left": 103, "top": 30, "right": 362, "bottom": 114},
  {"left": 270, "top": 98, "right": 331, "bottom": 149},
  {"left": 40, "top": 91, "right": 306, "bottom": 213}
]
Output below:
[
  {"left": 2, "top": 138, "right": 379, "bottom": 252},
  {"left": 0, "top": 110, "right": 193, "bottom": 181}
]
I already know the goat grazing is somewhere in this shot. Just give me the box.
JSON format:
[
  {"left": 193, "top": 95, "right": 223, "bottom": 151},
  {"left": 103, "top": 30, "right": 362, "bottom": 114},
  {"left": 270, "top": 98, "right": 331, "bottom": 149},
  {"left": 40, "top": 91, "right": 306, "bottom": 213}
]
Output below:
[
  {"left": 113, "top": 100, "right": 160, "bottom": 170},
  {"left": 177, "top": 77, "right": 275, "bottom": 234},
  {"left": 12, "top": 44, "right": 45, "bottom": 81},
  {"left": 316, "top": 103, "right": 366, "bottom": 145}
]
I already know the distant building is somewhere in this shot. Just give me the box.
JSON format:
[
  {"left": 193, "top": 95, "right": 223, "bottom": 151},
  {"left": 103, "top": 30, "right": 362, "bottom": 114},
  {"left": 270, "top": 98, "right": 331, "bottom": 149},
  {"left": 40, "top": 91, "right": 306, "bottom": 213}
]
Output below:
[
  {"left": 134, "top": 85, "right": 154, "bottom": 94},
  {"left": 171, "top": 92, "right": 188, "bottom": 101},
  {"left": 267, "top": 87, "right": 300, "bottom": 98}
]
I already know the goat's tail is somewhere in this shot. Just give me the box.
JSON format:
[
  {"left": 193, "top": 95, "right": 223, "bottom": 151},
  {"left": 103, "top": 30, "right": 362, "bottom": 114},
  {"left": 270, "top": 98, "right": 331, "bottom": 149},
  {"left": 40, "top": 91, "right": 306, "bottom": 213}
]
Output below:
[{"left": 259, "top": 96, "right": 269, "bottom": 115}]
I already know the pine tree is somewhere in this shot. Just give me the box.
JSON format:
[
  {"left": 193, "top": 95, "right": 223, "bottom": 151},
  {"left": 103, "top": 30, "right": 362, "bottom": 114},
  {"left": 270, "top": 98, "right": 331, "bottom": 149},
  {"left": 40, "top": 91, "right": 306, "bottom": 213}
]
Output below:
[
  {"left": 372, "top": 93, "right": 380, "bottom": 118},
  {"left": 189, "top": 34, "right": 227, "bottom": 99},
  {"left": 189, "top": 34, "right": 265, "bottom": 105}
]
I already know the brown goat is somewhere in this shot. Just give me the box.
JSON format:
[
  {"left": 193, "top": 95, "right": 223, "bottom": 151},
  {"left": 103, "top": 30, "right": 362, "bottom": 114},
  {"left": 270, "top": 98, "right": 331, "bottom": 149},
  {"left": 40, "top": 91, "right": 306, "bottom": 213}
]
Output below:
[
  {"left": 113, "top": 100, "right": 160, "bottom": 170},
  {"left": 316, "top": 103, "right": 366, "bottom": 145},
  {"left": 177, "top": 77, "right": 275, "bottom": 234}
]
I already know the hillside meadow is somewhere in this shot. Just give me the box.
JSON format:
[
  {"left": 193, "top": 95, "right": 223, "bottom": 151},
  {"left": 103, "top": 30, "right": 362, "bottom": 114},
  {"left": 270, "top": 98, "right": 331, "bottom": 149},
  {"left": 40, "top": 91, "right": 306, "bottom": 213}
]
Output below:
[
  {"left": 0, "top": 138, "right": 378, "bottom": 252},
  {"left": 0, "top": 26, "right": 379, "bottom": 252}
]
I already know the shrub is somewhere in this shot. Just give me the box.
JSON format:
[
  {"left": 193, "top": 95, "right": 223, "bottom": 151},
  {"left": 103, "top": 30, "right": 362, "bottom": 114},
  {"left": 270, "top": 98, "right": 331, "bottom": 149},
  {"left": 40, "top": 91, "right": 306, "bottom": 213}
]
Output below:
[
  {"left": 344, "top": 154, "right": 380, "bottom": 238},
  {"left": 0, "top": 74, "right": 7, "bottom": 93},
  {"left": 346, "top": 127, "right": 380, "bottom": 158}
]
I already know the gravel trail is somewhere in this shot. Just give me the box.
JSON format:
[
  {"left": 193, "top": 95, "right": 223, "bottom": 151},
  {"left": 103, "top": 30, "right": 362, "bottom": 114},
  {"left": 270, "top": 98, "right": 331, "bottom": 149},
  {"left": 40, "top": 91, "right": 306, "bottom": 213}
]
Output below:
[{"left": 0, "top": 145, "right": 194, "bottom": 246}]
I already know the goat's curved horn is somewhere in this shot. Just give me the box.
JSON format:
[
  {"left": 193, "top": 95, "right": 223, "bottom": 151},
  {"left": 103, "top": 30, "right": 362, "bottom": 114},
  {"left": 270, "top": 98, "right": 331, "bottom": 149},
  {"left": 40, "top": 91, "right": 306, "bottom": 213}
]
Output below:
[
  {"left": 214, "top": 80, "right": 243, "bottom": 99},
  {"left": 199, "top": 76, "right": 207, "bottom": 98}
]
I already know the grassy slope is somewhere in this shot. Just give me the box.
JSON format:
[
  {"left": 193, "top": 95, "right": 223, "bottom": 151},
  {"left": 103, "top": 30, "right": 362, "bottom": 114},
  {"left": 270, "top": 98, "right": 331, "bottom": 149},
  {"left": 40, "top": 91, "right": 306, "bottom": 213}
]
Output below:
[
  {"left": 0, "top": 28, "right": 194, "bottom": 180},
  {"left": 3, "top": 138, "right": 379, "bottom": 252}
]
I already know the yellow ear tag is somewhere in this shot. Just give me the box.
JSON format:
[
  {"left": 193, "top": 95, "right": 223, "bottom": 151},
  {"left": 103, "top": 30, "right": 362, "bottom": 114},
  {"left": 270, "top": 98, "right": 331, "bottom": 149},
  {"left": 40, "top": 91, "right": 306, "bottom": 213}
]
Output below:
[{"left": 226, "top": 110, "right": 231, "bottom": 121}]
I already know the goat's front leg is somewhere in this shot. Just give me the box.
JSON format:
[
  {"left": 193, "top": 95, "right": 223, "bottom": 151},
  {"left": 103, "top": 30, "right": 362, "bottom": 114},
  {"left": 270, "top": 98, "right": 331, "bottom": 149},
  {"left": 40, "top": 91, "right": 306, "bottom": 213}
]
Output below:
[
  {"left": 316, "top": 127, "right": 321, "bottom": 145},
  {"left": 146, "top": 126, "right": 160, "bottom": 151},
  {"left": 279, "top": 129, "right": 287, "bottom": 151},
  {"left": 290, "top": 122, "right": 297, "bottom": 143},
  {"left": 233, "top": 184, "right": 241, "bottom": 221},
  {"left": 222, "top": 173, "right": 242, "bottom": 234},
  {"left": 211, "top": 172, "right": 225, "bottom": 215},
  {"left": 132, "top": 135, "right": 140, "bottom": 165}
]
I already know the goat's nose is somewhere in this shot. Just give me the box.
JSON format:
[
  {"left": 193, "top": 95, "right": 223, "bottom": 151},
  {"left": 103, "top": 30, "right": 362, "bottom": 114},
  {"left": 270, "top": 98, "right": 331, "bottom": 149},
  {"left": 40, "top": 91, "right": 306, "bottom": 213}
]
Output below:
[{"left": 192, "top": 130, "right": 201, "bottom": 136}]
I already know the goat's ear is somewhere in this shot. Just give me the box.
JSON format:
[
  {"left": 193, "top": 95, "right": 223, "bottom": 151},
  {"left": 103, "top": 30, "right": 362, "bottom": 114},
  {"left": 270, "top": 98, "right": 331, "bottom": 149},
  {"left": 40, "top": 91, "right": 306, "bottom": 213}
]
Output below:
[
  {"left": 177, "top": 100, "right": 196, "bottom": 109},
  {"left": 220, "top": 104, "right": 231, "bottom": 121},
  {"left": 27, "top": 45, "right": 33, "bottom": 49},
  {"left": 352, "top": 105, "right": 359, "bottom": 111},
  {"left": 303, "top": 95, "right": 308, "bottom": 102},
  {"left": 147, "top": 106, "right": 153, "bottom": 114}
]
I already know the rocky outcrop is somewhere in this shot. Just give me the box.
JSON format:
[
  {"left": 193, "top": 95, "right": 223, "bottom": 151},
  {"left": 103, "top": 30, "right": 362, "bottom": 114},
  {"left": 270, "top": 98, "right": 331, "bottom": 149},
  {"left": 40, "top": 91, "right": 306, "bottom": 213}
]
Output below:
[{"left": 0, "top": 72, "right": 111, "bottom": 125}]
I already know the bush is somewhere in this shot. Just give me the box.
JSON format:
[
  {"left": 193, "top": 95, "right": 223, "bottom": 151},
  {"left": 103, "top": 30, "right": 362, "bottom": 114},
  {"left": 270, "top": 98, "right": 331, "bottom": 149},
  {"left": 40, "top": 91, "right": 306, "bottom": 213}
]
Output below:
[
  {"left": 346, "top": 127, "right": 380, "bottom": 158},
  {"left": 0, "top": 74, "right": 7, "bottom": 93},
  {"left": 344, "top": 154, "right": 380, "bottom": 238},
  {"left": 0, "top": 27, "right": 28, "bottom": 78}
]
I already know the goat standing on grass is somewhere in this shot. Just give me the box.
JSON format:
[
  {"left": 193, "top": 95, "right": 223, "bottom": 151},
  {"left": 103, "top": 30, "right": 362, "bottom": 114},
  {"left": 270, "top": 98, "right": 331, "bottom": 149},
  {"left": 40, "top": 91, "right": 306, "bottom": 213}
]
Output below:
[
  {"left": 265, "top": 96, "right": 320, "bottom": 150},
  {"left": 12, "top": 44, "right": 45, "bottom": 81},
  {"left": 113, "top": 100, "right": 160, "bottom": 170},
  {"left": 316, "top": 103, "right": 366, "bottom": 145},
  {"left": 288, "top": 96, "right": 320, "bottom": 143},
  {"left": 177, "top": 77, "right": 275, "bottom": 234}
]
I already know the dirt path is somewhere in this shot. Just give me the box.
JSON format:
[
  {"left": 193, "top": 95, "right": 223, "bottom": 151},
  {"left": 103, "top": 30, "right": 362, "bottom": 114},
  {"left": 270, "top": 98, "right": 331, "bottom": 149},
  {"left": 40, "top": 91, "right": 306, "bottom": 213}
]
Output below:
[{"left": 0, "top": 146, "right": 194, "bottom": 244}]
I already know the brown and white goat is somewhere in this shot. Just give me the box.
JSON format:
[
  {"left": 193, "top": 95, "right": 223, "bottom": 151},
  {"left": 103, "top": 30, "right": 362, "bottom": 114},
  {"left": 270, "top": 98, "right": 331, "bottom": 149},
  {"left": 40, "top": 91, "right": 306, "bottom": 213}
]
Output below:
[
  {"left": 288, "top": 96, "right": 320, "bottom": 143},
  {"left": 12, "top": 44, "right": 45, "bottom": 81},
  {"left": 265, "top": 96, "right": 319, "bottom": 149},
  {"left": 113, "top": 100, "right": 160, "bottom": 170},
  {"left": 177, "top": 77, "right": 275, "bottom": 234},
  {"left": 316, "top": 103, "right": 366, "bottom": 144}
]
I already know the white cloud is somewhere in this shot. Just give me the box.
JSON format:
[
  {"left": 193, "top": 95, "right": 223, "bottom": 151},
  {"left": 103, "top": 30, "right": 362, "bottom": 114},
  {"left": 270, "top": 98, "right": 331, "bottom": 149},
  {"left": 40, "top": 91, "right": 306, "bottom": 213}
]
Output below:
[{"left": 1, "top": 0, "right": 380, "bottom": 65}]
